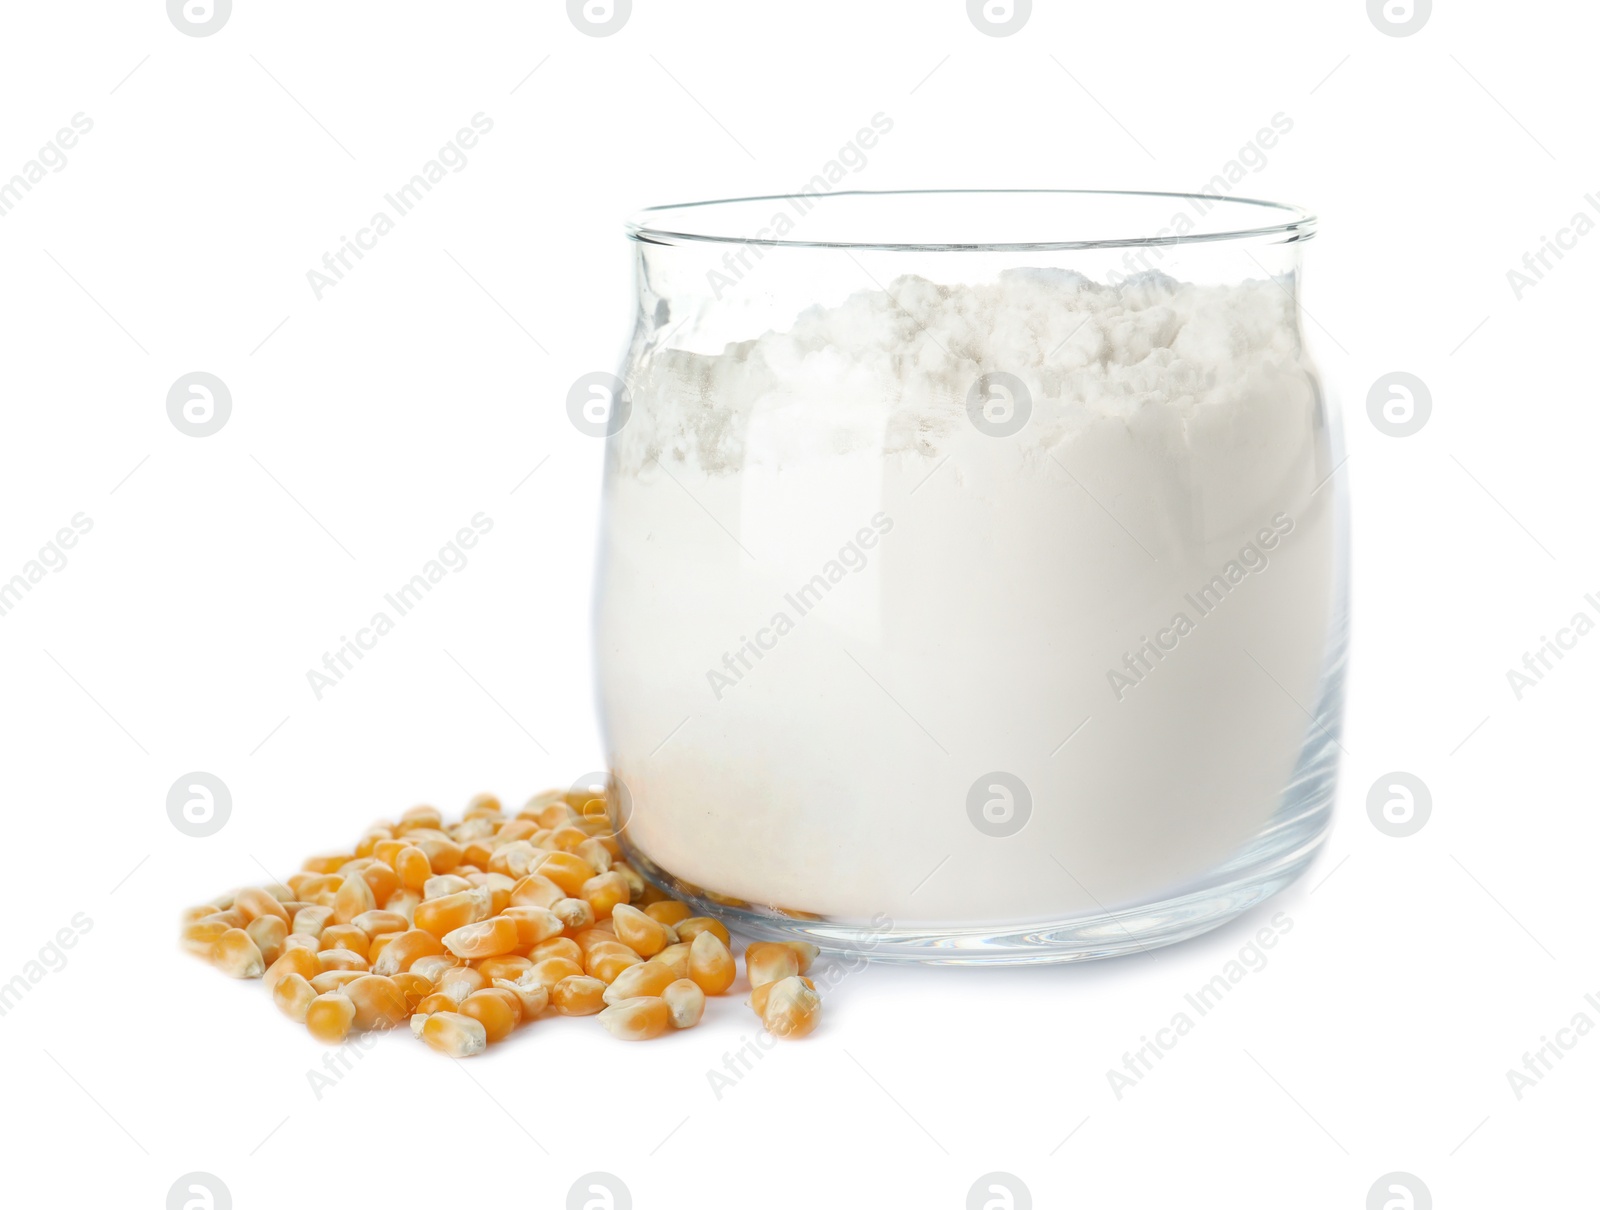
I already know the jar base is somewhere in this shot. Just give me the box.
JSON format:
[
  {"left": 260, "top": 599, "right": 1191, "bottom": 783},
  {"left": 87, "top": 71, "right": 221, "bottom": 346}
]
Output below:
[
  {"left": 617, "top": 597, "right": 1347, "bottom": 965},
  {"left": 622, "top": 821, "right": 1330, "bottom": 965}
]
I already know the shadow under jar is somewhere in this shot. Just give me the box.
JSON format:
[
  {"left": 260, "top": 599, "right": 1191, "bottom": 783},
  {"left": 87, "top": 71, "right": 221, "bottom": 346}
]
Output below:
[{"left": 593, "top": 190, "right": 1346, "bottom": 963}]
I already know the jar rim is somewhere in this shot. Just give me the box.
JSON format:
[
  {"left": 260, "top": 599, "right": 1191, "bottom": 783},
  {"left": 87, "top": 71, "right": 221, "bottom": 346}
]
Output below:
[{"left": 626, "top": 189, "right": 1315, "bottom": 252}]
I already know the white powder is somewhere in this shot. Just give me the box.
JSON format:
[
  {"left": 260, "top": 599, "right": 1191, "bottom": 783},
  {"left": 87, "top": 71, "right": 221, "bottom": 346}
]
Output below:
[{"left": 596, "top": 269, "right": 1335, "bottom": 926}]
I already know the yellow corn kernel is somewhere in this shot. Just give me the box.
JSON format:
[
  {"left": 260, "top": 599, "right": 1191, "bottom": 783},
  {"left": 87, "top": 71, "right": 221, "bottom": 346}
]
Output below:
[
  {"left": 264, "top": 946, "right": 322, "bottom": 993},
  {"left": 611, "top": 905, "right": 671, "bottom": 957},
  {"left": 546, "top": 825, "right": 588, "bottom": 853},
  {"left": 345, "top": 974, "right": 409, "bottom": 1032},
  {"left": 354, "top": 828, "right": 391, "bottom": 858},
  {"left": 420, "top": 1011, "right": 487, "bottom": 1057},
  {"left": 653, "top": 942, "right": 691, "bottom": 980},
  {"left": 310, "top": 970, "right": 365, "bottom": 994},
  {"left": 465, "top": 792, "right": 503, "bottom": 818},
  {"left": 422, "top": 874, "right": 472, "bottom": 900},
  {"left": 284, "top": 932, "right": 320, "bottom": 952},
  {"left": 395, "top": 845, "right": 433, "bottom": 893},
  {"left": 302, "top": 854, "right": 353, "bottom": 876},
  {"left": 273, "top": 972, "right": 316, "bottom": 1023},
  {"left": 306, "top": 992, "right": 357, "bottom": 1043},
  {"left": 211, "top": 928, "right": 265, "bottom": 978},
  {"left": 744, "top": 943, "right": 801, "bottom": 989},
  {"left": 526, "top": 956, "right": 585, "bottom": 992},
  {"left": 779, "top": 941, "right": 820, "bottom": 974},
  {"left": 461, "top": 839, "right": 496, "bottom": 869},
  {"left": 331, "top": 874, "right": 376, "bottom": 925},
  {"left": 435, "top": 965, "right": 488, "bottom": 1005},
  {"left": 245, "top": 915, "right": 288, "bottom": 966},
  {"left": 291, "top": 905, "right": 333, "bottom": 937},
  {"left": 319, "top": 924, "right": 370, "bottom": 960},
  {"left": 749, "top": 974, "right": 815, "bottom": 1018},
  {"left": 476, "top": 955, "right": 535, "bottom": 983},
  {"left": 688, "top": 932, "right": 735, "bottom": 995},
  {"left": 490, "top": 840, "right": 543, "bottom": 879},
  {"left": 182, "top": 918, "right": 230, "bottom": 957},
  {"left": 553, "top": 897, "right": 597, "bottom": 933},
  {"left": 384, "top": 890, "right": 420, "bottom": 922},
  {"left": 552, "top": 975, "right": 607, "bottom": 1016},
  {"left": 576, "top": 838, "right": 613, "bottom": 874},
  {"left": 372, "top": 928, "right": 446, "bottom": 977},
  {"left": 530, "top": 937, "right": 584, "bottom": 966},
  {"left": 413, "top": 889, "right": 491, "bottom": 941},
  {"left": 317, "top": 948, "right": 369, "bottom": 973},
  {"left": 442, "top": 917, "right": 520, "bottom": 960},
  {"left": 610, "top": 861, "right": 646, "bottom": 900},
  {"left": 537, "top": 801, "right": 580, "bottom": 829},
  {"left": 209, "top": 906, "right": 250, "bottom": 930},
  {"left": 392, "top": 972, "right": 434, "bottom": 1010},
  {"left": 414, "top": 991, "right": 456, "bottom": 1016},
  {"left": 581, "top": 872, "right": 630, "bottom": 921},
  {"left": 234, "top": 887, "right": 290, "bottom": 926},
  {"left": 400, "top": 804, "right": 444, "bottom": 829},
  {"left": 408, "top": 954, "right": 462, "bottom": 984},
  {"left": 572, "top": 927, "right": 618, "bottom": 956},
  {"left": 351, "top": 909, "right": 409, "bottom": 939},
  {"left": 500, "top": 907, "right": 563, "bottom": 951},
  {"left": 358, "top": 862, "right": 400, "bottom": 909},
  {"left": 597, "top": 996, "right": 670, "bottom": 1041},
  {"left": 509, "top": 872, "right": 564, "bottom": 910},
  {"left": 484, "top": 874, "right": 515, "bottom": 915},
  {"left": 529, "top": 851, "right": 594, "bottom": 897},
  {"left": 663, "top": 978, "right": 706, "bottom": 1029},
  {"left": 585, "top": 944, "right": 644, "bottom": 985},
  {"left": 759, "top": 975, "right": 821, "bottom": 1039},
  {"left": 675, "top": 917, "right": 731, "bottom": 948},
  {"left": 414, "top": 834, "right": 465, "bottom": 874},
  {"left": 645, "top": 901, "right": 693, "bottom": 927},
  {"left": 460, "top": 988, "right": 521, "bottom": 1042},
  {"left": 495, "top": 819, "right": 540, "bottom": 844},
  {"left": 602, "top": 960, "right": 677, "bottom": 1006},
  {"left": 492, "top": 976, "right": 549, "bottom": 1019},
  {"left": 371, "top": 838, "right": 408, "bottom": 869},
  {"left": 367, "top": 932, "right": 401, "bottom": 967}
]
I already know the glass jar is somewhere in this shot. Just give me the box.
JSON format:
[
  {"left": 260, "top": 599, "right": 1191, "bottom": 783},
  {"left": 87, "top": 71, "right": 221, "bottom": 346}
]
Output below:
[{"left": 593, "top": 190, "right": 1345, "bottom": 963}]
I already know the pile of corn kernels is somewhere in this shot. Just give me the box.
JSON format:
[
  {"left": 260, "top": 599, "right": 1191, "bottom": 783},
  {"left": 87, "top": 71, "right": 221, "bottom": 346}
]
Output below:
[{"left": 179, "top": 789, "right": 821, "bottom": 1055}]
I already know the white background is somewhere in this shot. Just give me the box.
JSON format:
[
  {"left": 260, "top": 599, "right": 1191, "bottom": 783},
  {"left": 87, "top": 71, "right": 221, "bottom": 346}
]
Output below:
[{"left": 1, "top": 1, "right": 1594, "bottom": 1206}]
